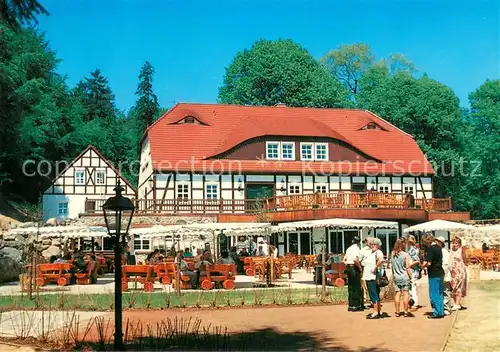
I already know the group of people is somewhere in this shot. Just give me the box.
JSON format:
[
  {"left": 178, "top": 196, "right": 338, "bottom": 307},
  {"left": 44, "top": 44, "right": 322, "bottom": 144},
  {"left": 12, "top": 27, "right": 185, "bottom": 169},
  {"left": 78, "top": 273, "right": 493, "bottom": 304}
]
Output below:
[
  {"left": 49, "top": 250, "right": 99, "bottom": 284},
  {"left": 342, "top": 234, "right": 468, "bottom": 320}
]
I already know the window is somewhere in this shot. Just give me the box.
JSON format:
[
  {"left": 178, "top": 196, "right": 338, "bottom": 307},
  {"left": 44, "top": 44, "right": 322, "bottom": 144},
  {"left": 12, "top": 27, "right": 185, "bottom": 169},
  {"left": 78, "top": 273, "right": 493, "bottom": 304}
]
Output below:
[
  {"left": 315, "top": 185, "right": 327, "bottom": 193},
  {"left": 379, "top": 185, "right": 390, "bottom": 193},
  {"left": 184, "top": 116, "right": 195, "bottom": 124},
  {"left": 134, "top": 238, "right": 151, "bottom": 251},
  {"left": 96, "top": 171, "right": 105, "bottom": 185},
  {"left": 75, "top": 170, "right": 85, "bottom": 185},
  {"left": 58, "top": 202, "right": 68, "bottom": 215},
  {"left": 177, "top": 184, "right": 189, "bottom": 199},
  {"left": 281, "top": 142, "right": 295, "bottom": 160},
  {"left": 300, "top": 143, "right": 313, "bottom": 160},
  {"left": 206, "top": 184, "right": 218, "bottom": 199},
  {"left": 315, "top": 143, "right": 328, "bottom": 161},
  {"left": 404, "top": 185, "right": 414, "bottom": 195},
  {"left": 289, "top": 184, "right": 301, "bottom": 194},
  {"left": 266, "top": 142, "right": 280, "bottom": 160}
]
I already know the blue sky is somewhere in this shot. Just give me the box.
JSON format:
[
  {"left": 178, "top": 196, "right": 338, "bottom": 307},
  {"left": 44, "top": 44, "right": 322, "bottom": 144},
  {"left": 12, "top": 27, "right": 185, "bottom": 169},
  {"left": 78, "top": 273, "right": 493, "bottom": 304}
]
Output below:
[{"left": 37, "top": 0, "right": 499, "bottom": 111}]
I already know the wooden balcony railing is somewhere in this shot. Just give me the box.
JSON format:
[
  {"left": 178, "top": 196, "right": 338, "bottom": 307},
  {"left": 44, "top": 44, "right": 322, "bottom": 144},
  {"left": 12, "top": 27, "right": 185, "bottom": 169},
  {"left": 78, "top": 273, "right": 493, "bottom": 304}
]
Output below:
[{"left": 84, "top": 192, "right": 452, "bottom": 215}]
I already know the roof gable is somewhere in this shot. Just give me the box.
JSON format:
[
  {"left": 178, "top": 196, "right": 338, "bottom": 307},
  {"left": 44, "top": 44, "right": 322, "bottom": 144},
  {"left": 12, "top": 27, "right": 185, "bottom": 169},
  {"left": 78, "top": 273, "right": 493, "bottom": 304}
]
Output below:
[{"left": 45, "top": 145, "right": 137, "bottom": 193}]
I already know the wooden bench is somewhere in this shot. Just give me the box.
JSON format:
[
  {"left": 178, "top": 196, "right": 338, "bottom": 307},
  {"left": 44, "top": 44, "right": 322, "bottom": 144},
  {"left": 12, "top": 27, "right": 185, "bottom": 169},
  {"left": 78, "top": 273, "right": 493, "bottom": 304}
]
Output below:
[
  {"left": 200, "top": 264, "right": 237, "bottom": 290},
  {"left": 243, "top": 257, "right": 254, "bottom": 276},
  {"left": 153, "top": 263, "right": 176, "bottom": 284},
  {"left": 36, "top": 263, "right": 67, "bottom": 286},
  {"left": 122, "top": 265, "right": 155, "bottom": 292}
]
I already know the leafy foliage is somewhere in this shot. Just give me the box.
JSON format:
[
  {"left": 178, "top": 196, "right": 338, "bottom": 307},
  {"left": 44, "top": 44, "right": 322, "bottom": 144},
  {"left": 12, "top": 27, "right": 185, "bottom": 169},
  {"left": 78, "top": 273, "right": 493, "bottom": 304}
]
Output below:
[
  {"left": 460, "top": 80, "right": 500, "bottom": 218},
  {"left": 218, "top": 39, "right": 349, "bottom": 108},
  {"left": 357, "top": 65, "right": 466, "bottom": 202}
]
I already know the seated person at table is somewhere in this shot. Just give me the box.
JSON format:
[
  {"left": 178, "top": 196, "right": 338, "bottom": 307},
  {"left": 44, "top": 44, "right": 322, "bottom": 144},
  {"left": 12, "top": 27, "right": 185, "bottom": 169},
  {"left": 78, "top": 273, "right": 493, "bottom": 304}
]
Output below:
[
  {"left": 229, "top": 247, "right": 239, "bottom": 262},
  {"left": 195, "top": 250, "right": 214, "bottom": 279},
  {"left": 217, "top": 250, "right": 236, "bottom": 265},
  {"left": 168, "top": 246, "right": 177, "bottom": 257},
  {"left": 176, "top": 250, "right": 197, "bottom": 288},
  {"left": 325, "top": 253, "right": 339, "bottom": 275},
  {"left": 256, "top": 245, "right": 266, "bottom": 256},
  {"left": 184, "top": 248, "right": 193, "bottom": 257},
  {"left": 239, "top": 248, "right": 250, "bottom": 257}
]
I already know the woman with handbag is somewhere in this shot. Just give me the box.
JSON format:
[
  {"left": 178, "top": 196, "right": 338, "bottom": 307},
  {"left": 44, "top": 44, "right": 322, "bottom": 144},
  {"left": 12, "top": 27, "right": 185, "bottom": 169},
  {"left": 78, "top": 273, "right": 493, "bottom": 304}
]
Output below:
[{"left": 363, "top": 238, "right": 385, "bottom": 319}]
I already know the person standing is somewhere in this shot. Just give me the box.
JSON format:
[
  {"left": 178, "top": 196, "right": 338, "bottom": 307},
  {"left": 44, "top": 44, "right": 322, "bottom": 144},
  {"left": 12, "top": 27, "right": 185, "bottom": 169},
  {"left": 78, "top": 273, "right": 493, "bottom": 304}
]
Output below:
[
  {"left": 363, "top": 238, "right": 385, "bottom": 319},
  {"left": 343, "top": 236, "right": 363, "bottom": 312},
  {"left": 359, "top": 237, "right": 374, "bottom": 305},
  {"left": 389, "top": 239, "right": 414, "bottom": 317},
  {"left": 434, "top": 236, "right": 452, "bottom": 315},
  {"left": 450, "top": 236, "right": 468, "bottom": 311},
  {"left": 406, "top": 235, "right": 421, "bottom": 310},
  {"left": 422, "top": 235, "right": 445, "bottom": 319}
]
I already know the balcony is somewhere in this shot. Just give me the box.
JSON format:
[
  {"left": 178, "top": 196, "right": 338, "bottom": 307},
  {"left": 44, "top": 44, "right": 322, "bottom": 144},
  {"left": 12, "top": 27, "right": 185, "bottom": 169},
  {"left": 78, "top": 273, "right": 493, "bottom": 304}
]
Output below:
[{"left": 83, "top": 191, "right": 452, "bottom": 215}]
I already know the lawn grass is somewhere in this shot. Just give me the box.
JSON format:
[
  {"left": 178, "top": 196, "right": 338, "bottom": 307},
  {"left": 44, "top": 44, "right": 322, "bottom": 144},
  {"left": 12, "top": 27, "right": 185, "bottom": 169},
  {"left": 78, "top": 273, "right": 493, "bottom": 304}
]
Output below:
[
  {"left": 445, "top": 280, "right": 500, "bottom": 352},
  {"left": 0, "top": 287, "right": 347, "bottom": 311}
]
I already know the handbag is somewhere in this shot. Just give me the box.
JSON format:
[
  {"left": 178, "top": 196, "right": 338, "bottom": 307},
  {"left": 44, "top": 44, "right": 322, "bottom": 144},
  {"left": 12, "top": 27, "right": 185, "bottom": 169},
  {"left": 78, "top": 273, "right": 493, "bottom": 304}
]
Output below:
[{"left": 376, "top": 268, "right": 389, "bottom": 288}]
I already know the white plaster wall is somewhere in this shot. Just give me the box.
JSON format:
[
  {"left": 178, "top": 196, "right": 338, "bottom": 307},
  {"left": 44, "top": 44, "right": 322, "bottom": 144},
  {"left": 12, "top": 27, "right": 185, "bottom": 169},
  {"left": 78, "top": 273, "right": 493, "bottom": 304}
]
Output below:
[{"left": 43, "top": 194, "right": 104, "bottom": 221}]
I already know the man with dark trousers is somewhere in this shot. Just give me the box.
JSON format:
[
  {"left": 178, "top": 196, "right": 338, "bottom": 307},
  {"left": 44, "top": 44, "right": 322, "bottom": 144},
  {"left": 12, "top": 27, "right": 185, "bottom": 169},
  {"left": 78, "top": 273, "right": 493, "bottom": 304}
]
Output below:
[{"left": 343, "top": 236, "right": 363, "bottom": 311}]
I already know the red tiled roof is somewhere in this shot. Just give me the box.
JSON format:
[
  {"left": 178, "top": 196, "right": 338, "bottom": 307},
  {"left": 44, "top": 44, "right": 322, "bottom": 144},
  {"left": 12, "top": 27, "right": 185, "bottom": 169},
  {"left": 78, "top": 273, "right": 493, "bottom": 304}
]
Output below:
[{"left": 146, "top": 103, "right": 434, "bottom": 175}]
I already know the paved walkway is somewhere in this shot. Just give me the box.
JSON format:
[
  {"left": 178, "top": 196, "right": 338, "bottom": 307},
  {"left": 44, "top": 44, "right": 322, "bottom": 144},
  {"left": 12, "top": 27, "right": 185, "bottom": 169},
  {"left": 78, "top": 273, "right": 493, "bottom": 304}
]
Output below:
[{"left": 76, "top": 284, "right": 454, "bottom": 351}]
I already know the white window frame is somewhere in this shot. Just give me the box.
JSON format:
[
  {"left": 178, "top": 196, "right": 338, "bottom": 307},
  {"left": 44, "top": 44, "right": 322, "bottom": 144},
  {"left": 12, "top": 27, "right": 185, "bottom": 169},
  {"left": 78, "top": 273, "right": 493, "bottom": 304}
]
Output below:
[
  {"left": 95, "top": 170, "right": 106, "bottom": 185},
  {"left": 378, "top": 185, "right": 390, "bottom": 193},
  {"left": 176, "top": 183, "right": 190, "bottom": 199},
  {"left": 266, "top": 142, "right": 280, "bottom": 160},
  {"left": 315, "top": 143, "right": 329, "bottom": 161},
  {"left": 289, "top": 183, "right": 302, "bottom": 194},
  {"left": 403, "top": 185, "right": 414, "bottom": 195},
  {"left": 300, "top": 143, "right": 314, "bottom": 161},
  {"left": 75, "top": 170, "right": 85, "bottom": 185},
  {"left": 58, "top": 202, "right": 68, "bottom": 216},
  {"left": 205, "top": 183, "right": 218, "bottom": 200},
  {"left": 315, "top": 184, "right": 327, "bottom": 193},
  {"left": 134, "top": 238, "right": 151, "bottom": 251},
  {"left": 281, "top": 142, "right": 295, "bottom": 160}
]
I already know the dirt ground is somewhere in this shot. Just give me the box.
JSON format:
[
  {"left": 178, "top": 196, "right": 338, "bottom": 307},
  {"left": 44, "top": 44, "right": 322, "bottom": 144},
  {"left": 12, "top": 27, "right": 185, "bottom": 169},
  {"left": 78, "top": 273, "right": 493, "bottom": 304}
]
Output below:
[
  {"left": 445, "top": 280, "right": 500, "bottom": 352},
  {"left": 82, "top": 284, "right": 454, "bottom": 351}
]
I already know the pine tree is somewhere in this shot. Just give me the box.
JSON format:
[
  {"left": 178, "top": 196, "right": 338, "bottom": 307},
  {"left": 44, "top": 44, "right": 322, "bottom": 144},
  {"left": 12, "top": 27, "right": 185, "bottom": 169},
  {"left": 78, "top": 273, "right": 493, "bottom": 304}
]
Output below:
[
  {"left": 0, "top": 0, "right": 48, "bottom": 30},
  {"left": 134, "top": 61, "right": 159, "bottom": 133},
  {"left": 77, "top": 69, "right": 117, "bottom": 126}
]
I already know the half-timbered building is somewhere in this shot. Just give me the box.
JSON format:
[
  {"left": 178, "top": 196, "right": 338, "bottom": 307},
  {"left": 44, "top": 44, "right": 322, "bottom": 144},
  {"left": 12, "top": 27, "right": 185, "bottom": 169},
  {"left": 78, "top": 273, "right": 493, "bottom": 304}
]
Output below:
[
  {"left": 42, "top": 145, "right": 136, "bottom": 221},
  {"left": 123, "top": 103, "right": 469, "bottom": 255}
]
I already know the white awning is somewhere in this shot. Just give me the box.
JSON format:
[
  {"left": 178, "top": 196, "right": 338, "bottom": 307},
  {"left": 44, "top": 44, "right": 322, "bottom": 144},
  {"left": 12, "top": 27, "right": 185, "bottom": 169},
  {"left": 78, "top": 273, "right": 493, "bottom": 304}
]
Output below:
[
  {"left": 129, "top": 223, "right": 273, "bottom": 238},
  {"left": 179, "top": 222, "right": 272, "bottom": 237},
  {"left": 274, "top": 218, "right": 398, "bottom": 231},
  {"left": 403, "top": 220, "right": 475, "bottom": 233},
  {"left": 8, "top": 226, "right": 109, "bottom": 239}
]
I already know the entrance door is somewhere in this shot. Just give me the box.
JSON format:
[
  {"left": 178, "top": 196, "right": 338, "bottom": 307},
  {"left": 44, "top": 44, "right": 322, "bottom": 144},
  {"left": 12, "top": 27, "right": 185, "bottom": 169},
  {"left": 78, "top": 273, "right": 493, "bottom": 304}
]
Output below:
[{"left": 245, "top": 183, "right": 274, "bottom": 211}]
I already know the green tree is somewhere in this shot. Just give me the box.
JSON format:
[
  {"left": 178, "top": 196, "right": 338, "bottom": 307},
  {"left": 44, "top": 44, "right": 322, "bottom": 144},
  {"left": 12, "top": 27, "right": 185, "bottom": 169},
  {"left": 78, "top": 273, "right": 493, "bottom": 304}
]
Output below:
[
  {"left": 0, "top": 0, "right": 48, "bottom": 30},
  {"left": 320, "top": 43, "right": 375, "bottom": 98},
  {"left": 357, "top": 68, "right": 466, "bottom": 205},
  {"left": 133, "top": 61, "right": 159, "bottom": 133},
  {"left": 76, "top": 69, "right": 117, "bottom": 125},
  {"left": 218, "top": 39, "right": 349, "bottom": 108},
  {"left": 461, "top": 80, "right": 500, "bottom": 218}
]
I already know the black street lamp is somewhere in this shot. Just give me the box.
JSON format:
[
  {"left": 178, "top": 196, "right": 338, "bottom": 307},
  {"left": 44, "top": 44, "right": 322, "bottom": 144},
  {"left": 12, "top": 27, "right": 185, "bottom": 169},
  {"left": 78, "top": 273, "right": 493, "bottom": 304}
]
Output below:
[{"left": 102, "top": 182, "right": 135, "bottom": 350}]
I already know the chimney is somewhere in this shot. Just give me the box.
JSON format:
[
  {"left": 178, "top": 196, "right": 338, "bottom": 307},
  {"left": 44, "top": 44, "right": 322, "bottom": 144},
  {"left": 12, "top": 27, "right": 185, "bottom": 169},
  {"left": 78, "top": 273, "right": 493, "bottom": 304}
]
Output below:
[{"left": 274, "top": 103, "right": 287, "bottom": 107}]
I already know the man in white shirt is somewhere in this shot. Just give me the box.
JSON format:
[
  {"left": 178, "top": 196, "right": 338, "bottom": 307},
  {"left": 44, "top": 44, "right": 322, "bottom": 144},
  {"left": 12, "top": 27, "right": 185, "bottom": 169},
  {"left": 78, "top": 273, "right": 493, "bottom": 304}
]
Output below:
[{"left": 343, "top": 236, "right": 363, "bottom": 311}]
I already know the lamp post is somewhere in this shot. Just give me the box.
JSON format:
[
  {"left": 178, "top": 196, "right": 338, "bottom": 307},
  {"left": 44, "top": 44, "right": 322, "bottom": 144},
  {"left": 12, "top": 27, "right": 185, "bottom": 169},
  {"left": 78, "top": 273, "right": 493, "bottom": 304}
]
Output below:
[{"left": 102, "top": 182, "right": 135, "bottom": 350}]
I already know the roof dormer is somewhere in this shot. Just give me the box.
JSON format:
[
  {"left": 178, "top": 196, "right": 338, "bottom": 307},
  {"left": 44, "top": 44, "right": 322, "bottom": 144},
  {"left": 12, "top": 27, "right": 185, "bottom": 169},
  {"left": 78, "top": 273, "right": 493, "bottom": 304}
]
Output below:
[
  {"left": 172, "top": 115, "right": 207, "bottom": 125},
  {"left": 359, "top": 121, "right": 386, "bottom": 131}
]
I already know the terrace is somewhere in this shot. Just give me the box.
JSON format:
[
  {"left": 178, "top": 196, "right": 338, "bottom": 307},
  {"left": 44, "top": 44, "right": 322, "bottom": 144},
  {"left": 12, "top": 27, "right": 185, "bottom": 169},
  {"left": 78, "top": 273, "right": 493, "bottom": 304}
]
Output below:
[{"left": 83, "top": 191, "right": 457, "bottom": 222}]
